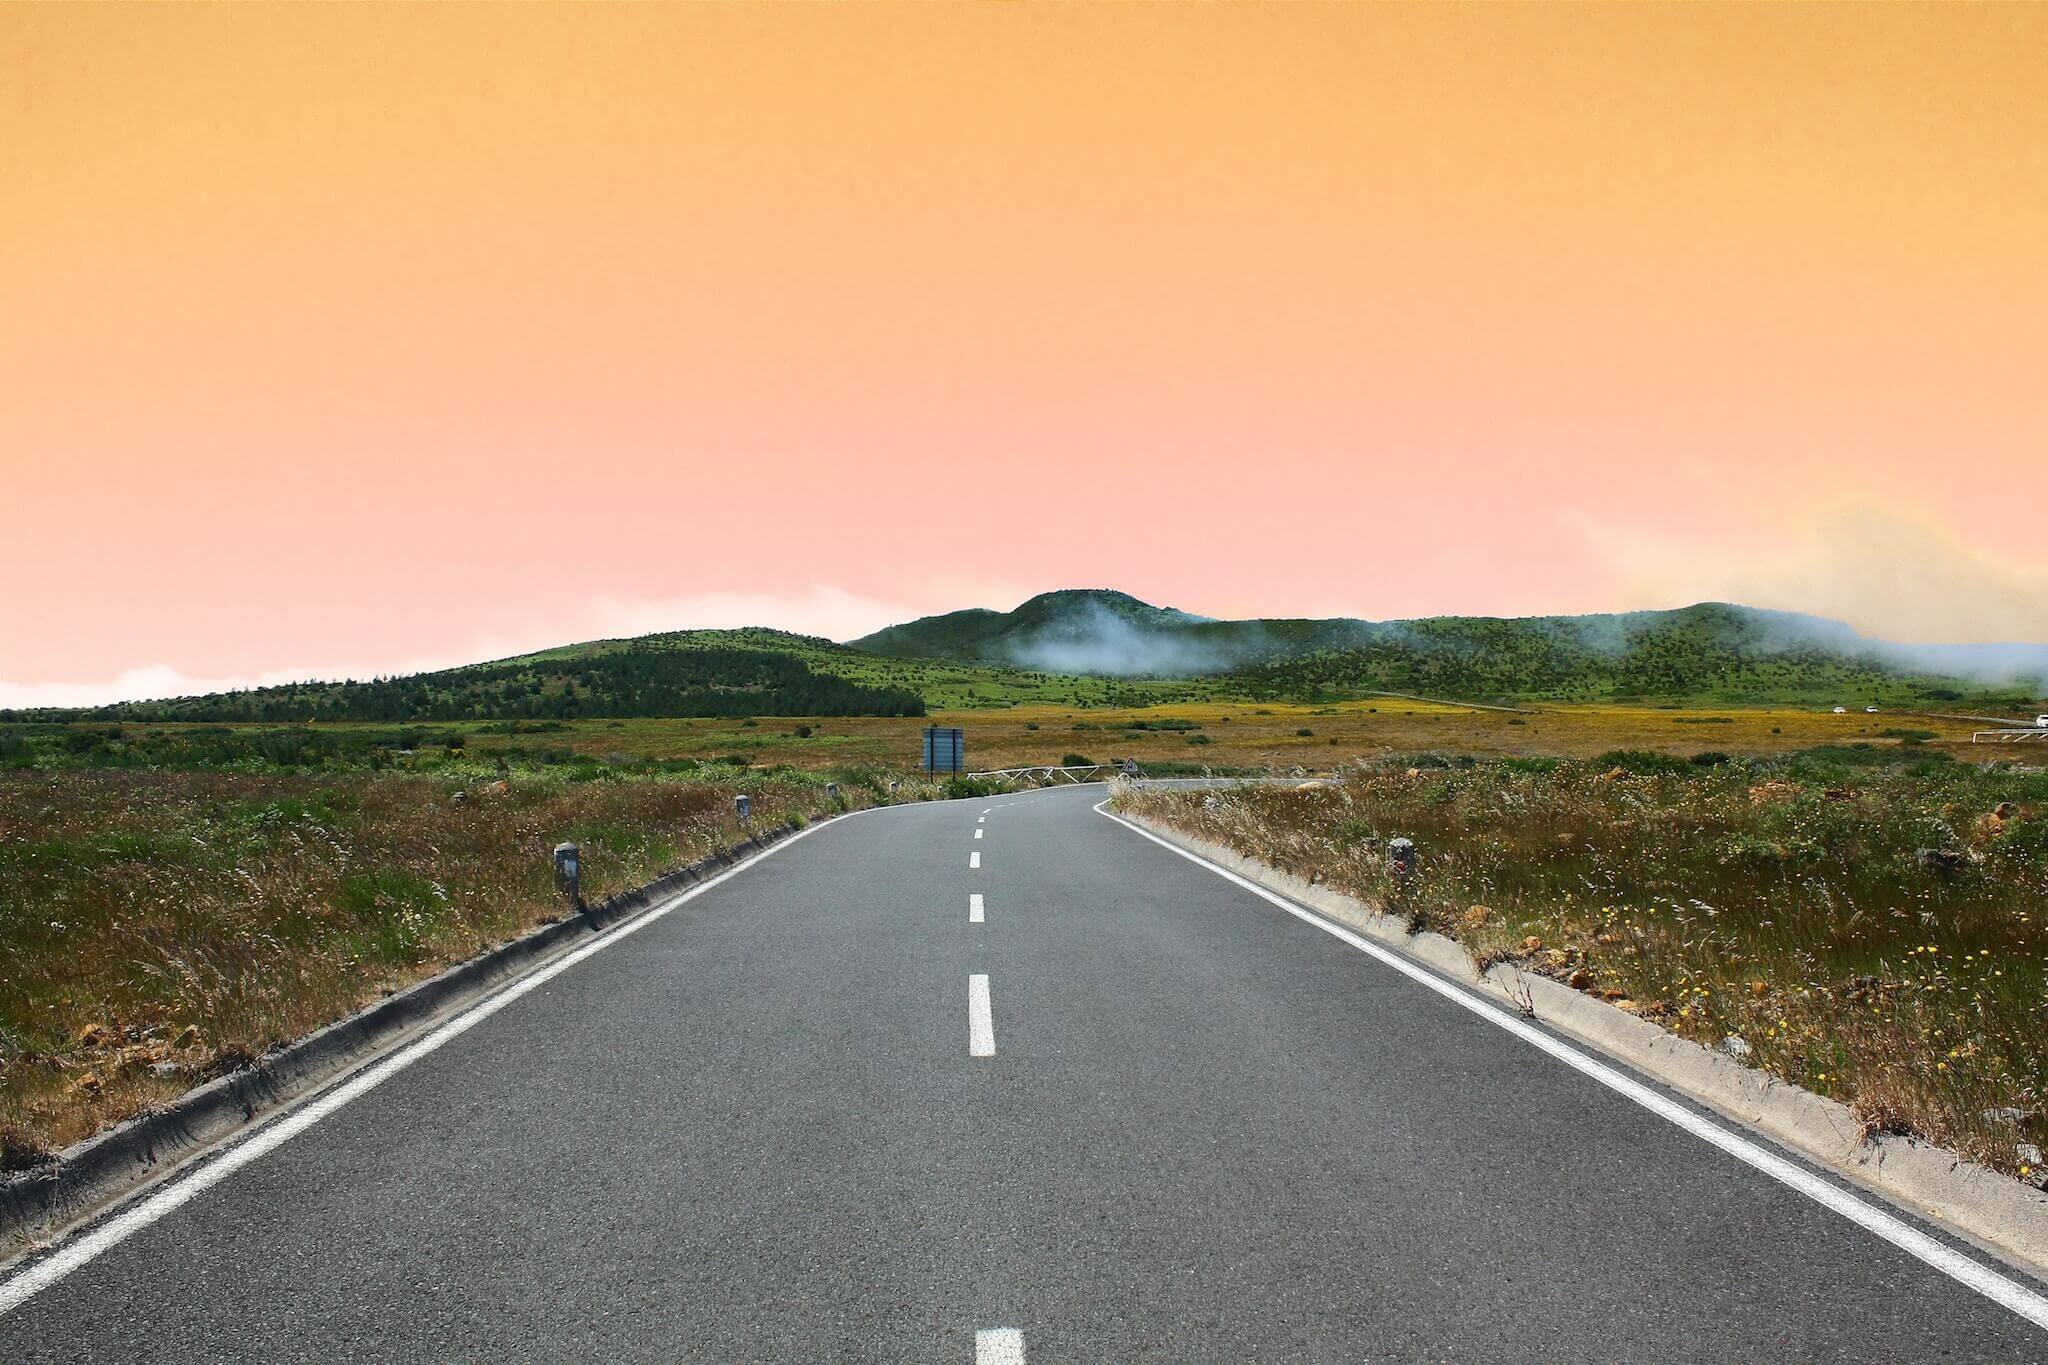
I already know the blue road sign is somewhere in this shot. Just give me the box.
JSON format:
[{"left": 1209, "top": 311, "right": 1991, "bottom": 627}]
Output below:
[{"left": 922, "top": 726, "right": 965, "bottom": 775}]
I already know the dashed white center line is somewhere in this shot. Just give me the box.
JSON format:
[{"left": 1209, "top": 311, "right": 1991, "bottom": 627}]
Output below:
[
  {"left": 970, "top": 851, "right": 981, "bottom": 869},
  {"left": 976, "top": 1327, "right": 1026, "bottom": 1363},
  {"left": 977, "top": 815, "right": 986, "bottom": 824},
  {"left": 969, "top": 975, "right": 995, "bottom": 1057},
  {"left": 969, "top": 893, "right": 985, "bottom": 923},
  {"left": 974, "top": 828, "right": 984, "bottom": 840}
]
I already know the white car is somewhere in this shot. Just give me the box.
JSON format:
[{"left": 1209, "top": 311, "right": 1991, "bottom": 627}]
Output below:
[
  {"left": 2036, "top": 715, "right": 2048, "bottom": 729},
  {"left": 1832, "top": 706, "right": 1847, "bottom": 714},
  {"left": 1865, "top": 706, "right": 1880, "bottom": 713}
]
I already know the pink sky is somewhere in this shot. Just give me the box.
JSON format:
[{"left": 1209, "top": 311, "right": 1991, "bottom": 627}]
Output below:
[{"left": 4, "top": 5, "right": 2046, "bottom": 705}]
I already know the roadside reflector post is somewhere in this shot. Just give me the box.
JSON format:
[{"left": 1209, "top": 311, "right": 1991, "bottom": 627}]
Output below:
[
  {"left": 552, "top": 841, "right": 582, "bottom": 910},
  {"left": 825, "top": 781, "right": 840, "bottom": 802},
  {"left": 735, "top": 794, "right": 751, "bottom": 827},
  {"left": 1387, "top": 837, "right": 1418, "bottom": 921}
]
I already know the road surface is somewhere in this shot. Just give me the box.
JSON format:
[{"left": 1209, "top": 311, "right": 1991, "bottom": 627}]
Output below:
[{"left": 4, "top": 785, "right": 2045, "bottom": 1361}]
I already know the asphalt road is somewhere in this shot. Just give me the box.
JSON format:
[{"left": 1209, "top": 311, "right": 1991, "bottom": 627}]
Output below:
[{"left": 4, "top": 785, "right": 2045, "bottom": 1361}]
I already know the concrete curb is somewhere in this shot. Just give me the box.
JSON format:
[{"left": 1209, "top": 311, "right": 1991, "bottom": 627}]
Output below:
[
  {"left": 1116, "top": 807, "right": 2048, "bottom": 1281},
  {"left": 0, "top": 821, "right": 808, "bottom": 1256}
]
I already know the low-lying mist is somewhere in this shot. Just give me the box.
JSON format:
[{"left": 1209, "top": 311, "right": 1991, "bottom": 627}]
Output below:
[
  {"left": 1000, "top": 601, "right": 1255, "bottom": 676},
  {"left": 1738, "top": 608, "right": 2048, "bottom": 685}
]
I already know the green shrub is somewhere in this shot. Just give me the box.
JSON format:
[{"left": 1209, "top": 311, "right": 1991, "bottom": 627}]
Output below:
[
  {"left": 0, "top": 732, "right": 34, "bottom": 769},
  {"left": 942, "top": 777, "right": 1000, "bottom": 799}
]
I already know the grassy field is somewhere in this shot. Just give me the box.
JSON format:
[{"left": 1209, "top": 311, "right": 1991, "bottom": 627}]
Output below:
[
  {"left": 1, "top": 698, "right": 2029, "bottom": 1172},
  {"left": 3, "top": 701, "right": 1998, "bottom": 780},
  {"left": 0, "top": 764, "right": 957, "bottom": 1168},
  {"left": 1113, "top": 753, "right": 2048, "bottom": 1183},
  {"left": 439, "top": 700, "right": 1994, "bottom": 774}
]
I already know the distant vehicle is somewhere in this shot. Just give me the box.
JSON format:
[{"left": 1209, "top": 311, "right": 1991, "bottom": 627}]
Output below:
[
  {"left": 1865, "top": 706, "right": 1880, "bottom": 714},
  {"left": 1832, "top": 706, "right": 1847, "bottom": 714},
  {"left": 2036, "top": 715, "right": 2048, "bottom": 729}
]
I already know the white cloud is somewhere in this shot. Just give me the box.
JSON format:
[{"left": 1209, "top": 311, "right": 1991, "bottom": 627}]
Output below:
[
  {"left": 1597, "top": 502, "right": 2048, "bottom": 645},
  {"left": 0, "top": 665, "right": 328, "bottom": 711},
  {"left": 0, "top": 648, "right": 525, "bottom": 710}
]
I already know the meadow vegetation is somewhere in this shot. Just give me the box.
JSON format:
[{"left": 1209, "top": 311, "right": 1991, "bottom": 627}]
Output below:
[
  {"left": 1, "top": 692, "right": 2034, "bottom": 1175},
  {"left": 0, "top": 762, "right": 947, "bottom": 1167},
  {"left": 385, "top": 699, "right": 1998, "bottom": 776},
  {"left": 1113, "top": 750, "right": 2048, "bottom": 1183},
  {"left": 0, "top": 698, "right": 1998, "bottom": 783}
]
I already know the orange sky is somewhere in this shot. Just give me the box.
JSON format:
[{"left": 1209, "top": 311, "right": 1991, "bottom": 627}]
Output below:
[{"left": 4, "top": 3, "right": 2046, "bottom": 703}]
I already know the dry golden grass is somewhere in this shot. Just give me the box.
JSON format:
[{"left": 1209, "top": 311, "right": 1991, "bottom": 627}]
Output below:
[
  {"left": 0, "top": 767, "right": 877, "bottom": 1166},
  {"left": 1116, "top": 757, "right": 2048, "bottom": 1182},
  {"left": 454, "top": 700, "right": 1987, "bottom": 774}
]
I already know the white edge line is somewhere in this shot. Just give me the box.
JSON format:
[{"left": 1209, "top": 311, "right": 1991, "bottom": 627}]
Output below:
[
  {"left": 1092, "top": 799, "right": 2048, "bottom": 1332},
  {"left": 969, "top": 974, "right": 995, "bottom": 1057},
  {"left": 0, "top": 809, "right": 853, "bottom": 1317}
]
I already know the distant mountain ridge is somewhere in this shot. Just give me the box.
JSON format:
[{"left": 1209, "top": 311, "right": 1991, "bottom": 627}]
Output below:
[
  {"left": 853, "top": 590, "right": 2048, "bottom": 703},
  {"left": 6, "top": 631, "right": 931, "bottom": 725},
  {"left": 8, "top": 592, "right": 2043, "bottom": 724}
]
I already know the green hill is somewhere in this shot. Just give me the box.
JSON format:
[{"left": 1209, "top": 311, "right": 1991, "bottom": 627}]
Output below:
[
  {"left": 853, "top": 589, "right": 1353, "bottom": 673},
  {"left": 2, "top": 627, "right": 1220, "bottom": 725},
  {"left": 14, "top": 632, "right": 928, "bottom": 724},
  {"left": 856, "top": 591, "right": 2044, "bottom": 706},
  {"left": 1232, "top": 604, "right": 2026, "bottom": 705}
]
